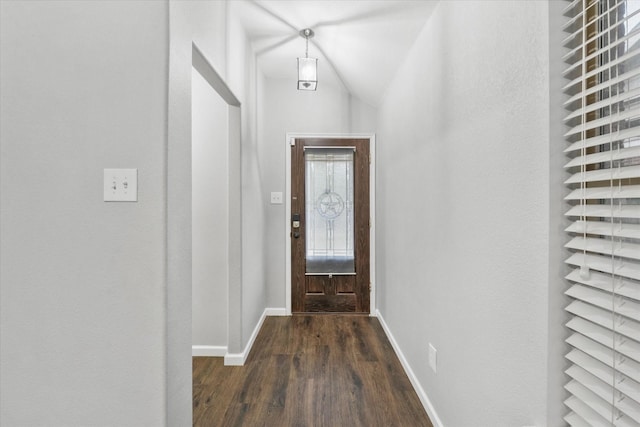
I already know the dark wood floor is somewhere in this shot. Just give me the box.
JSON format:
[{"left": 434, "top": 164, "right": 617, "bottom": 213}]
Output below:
[{"left": 193, "top": 315, "right": 433, "bottom": 427}]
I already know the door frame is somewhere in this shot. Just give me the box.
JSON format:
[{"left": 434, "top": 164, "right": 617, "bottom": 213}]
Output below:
[{"left": 285, "top": 133, "right": 376, "bottom": 316}]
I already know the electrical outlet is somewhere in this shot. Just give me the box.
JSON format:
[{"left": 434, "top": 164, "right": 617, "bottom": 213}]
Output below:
[{"left": 428, "top": 343, "right": 437, "bottom": 373}]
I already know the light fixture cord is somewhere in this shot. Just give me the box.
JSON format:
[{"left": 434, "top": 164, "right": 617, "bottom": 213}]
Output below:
[{"left": 305, "top": 35, "right": 309, "bottom": 59}]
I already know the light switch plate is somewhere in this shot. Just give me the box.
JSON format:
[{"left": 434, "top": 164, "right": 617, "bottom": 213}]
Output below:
[
  {"left": 104, "top": 168, "right": 137, "bottom": 202},
  {"left": 270, "top": 192, "right": 283, "bottom": 204}
]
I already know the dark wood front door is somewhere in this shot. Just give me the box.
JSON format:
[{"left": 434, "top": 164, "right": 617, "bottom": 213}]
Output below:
[{"left": 291, "top": 138, "right": 370, "bottom": 313}]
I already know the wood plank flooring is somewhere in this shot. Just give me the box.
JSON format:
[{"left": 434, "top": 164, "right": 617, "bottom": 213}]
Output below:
[{"left": 193, "top": 315, "right": 433, "bottom": 427}]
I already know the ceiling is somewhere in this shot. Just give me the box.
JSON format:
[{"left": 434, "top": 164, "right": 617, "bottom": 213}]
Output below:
[{"left": 231, "top": 0, "right": 438, "bottom": 106}]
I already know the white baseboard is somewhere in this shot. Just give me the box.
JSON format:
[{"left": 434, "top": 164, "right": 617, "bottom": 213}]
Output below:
[
  {"left": 264, "top": 307, "right": 287, "bottom": 316},
  {"left": 375, "top": 309, "right": 444, "bottom": 427},
  {"left": 223, "top": 351, "right": 245, "bottom": 366},
  {"left": 224, "top": 307, "right": 285, "bottom": 366},
  {"left": 192, "top": 345, "right": 227, "bottom": 357}
]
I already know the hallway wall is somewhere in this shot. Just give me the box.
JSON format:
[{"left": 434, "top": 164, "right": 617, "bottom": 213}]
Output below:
[
  {"left": 259, "top": 78, "right": 377, "bottom": 309},
  {"left": 192, "top": 67, "right": 229, "bottom": 349},
  {"left": 0, "top": 1, "right": 169, "bottom": 425},
  {"left": 1, "top": 0, "right": 265, "bottom": 424},
  {"left": 376, "top": 2, "right": 552, "bottom": 426},
  {"left": 226, "top": 10, "right": 268, "bottom": 350},
  {"left": 168, "top": 2, "right": 232, "bottom": 423}
]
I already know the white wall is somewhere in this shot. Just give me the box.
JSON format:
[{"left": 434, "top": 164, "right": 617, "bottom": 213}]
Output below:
[
  {"left": 260, "top": 78, "right": 377, "bottom": 308},
  {"left": 192, "top": 67, "right": 229, "bottom": 349},
  {"left": 168, "top": 2, "right": 231, "bottom": 422},
  {"left": 0, "top": 0, "right": 262, "bottom": 424},
  {"left": 0, "top": 1, "right": 169, "bottom": 425},
  {"left": 226, "top": 10, "right": 267, "bottom": 351},
  {"left": 376, "top": 2, "right": 552, "bottom": 426}
]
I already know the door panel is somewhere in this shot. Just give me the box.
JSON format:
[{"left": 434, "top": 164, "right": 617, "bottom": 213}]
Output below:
[{"left": 291, "top": 138, "right": 370, "bottom": 313}]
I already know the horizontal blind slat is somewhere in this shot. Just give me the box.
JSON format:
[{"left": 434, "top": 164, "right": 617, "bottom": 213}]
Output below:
[
  {"left": 563, "top": 49, "right": 640, "bottom": 94},
  {"left": 564, "top": 11, "right": 640, "bottom": 65},
  {"left": 565, "top": 185, "right": 640, "bottom": 201},
  {"left": 565, "top": 299, "right": 640, "bottom": 343},
  {"left": 565, "top": 221, "right": 640, "bottom": 240},
  {"left": 565, "top": 236, "right": 640, "bottom": 261},
  {"left": 564, "top": 411, "right": 593, "bottom": 427},
  {"left": 564, "top": 395, "right": 614, "bottom": 427},
  {"left": 564, "top": 128, "right": 640, "bottom": 153},
  {"left": 564, "top": 380, "right": 640, "bottom": 426},
  {"left": 564, "top": 20, "right": 640, "bottom": 78},
  {"left": 564, "top": 68, "right": 640, "bottom": 108},
  {"left": 564, "top": 87, "right": 640, "bottom": 122},
  {"left": 566, "top": 364, "right": 640, "bottom": 422},
  {"left": 563, "top": 0, "right": 581, "bottom": 16},
  {"left": 567, "top": 333, "right": 640, "bottom": 383},
  {"left": 566, "top": 267, "right": 640, "bottom": 300},
  {"left": 564, "top": 146, "right": 640, "bottom": 168},
  {"left": 565, "top": 284, "right": 640, "bottom": 325},
  {"left": 565, "top": 204, "right": 640, "bottom": 220},
  {"left": 566, "top": 252, "right": 640, "bottom": 281},
  {"left": 563, "top": 0, "right": 623, "bottom": 41},
  {"left": 565, "top": 380, "right": 616, "bottom": 423},
  {"left": 567, "top": 317, "right": 640, "bottom": 363},
  {"left": 565, "top": 109, "right": 640, "bottom": 138},
  {"left": 564, "top": 164, "right": 640, "bottom": 184},
  {"left": 566, "top": 349, "right": 640, "bottom": 406}
]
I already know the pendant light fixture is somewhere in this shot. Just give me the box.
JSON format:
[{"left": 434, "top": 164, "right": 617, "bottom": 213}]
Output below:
[{"left": 297, "top": 28, "right": 317, "bottom": 91}]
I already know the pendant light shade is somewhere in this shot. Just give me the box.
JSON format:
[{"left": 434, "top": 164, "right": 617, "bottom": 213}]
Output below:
[
  {"left": 297, "top": 29, "right": 317, "bottom": 91},
  {"left": 298, "top": 57, "right": 317, "bottom": 90}
]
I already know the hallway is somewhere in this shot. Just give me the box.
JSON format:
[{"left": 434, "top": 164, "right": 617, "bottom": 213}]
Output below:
[
  {"left": 193, "top": 316, "right": 433, "bottom": 426},
  {"left": 1, "top": 1, "right": 568, "bottom": 425}
]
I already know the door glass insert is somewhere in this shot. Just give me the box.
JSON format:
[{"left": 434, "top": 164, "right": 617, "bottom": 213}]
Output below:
[{"left": 304, "top": 147, "right": 355, "bottom": 275}]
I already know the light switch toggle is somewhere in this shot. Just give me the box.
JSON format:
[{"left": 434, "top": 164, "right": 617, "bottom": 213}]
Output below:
[{"left": 104, "top": 168, "right": 138, "bottom": 202}]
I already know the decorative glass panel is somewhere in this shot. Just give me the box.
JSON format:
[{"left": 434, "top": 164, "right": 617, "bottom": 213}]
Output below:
[{"left": 305, "top": 147, "right": 355, "bottom": 274}]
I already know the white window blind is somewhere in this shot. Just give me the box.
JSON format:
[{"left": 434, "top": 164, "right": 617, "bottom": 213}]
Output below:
[{"left": 563, "top": 0, "right": 640, "bottom": 425}]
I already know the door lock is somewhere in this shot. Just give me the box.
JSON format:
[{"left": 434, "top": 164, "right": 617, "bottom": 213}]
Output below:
[{"left": 292, "top": 214, "right": 301, "bottom": 238}]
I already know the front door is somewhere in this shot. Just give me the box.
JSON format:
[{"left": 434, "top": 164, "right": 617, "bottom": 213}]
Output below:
[{"left": 291, "top": 138, "right": 370, "bottom": 313}]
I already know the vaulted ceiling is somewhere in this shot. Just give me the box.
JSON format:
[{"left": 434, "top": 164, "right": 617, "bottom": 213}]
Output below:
[{"left": 231, "top": 0, "right": 438, "bottom": 106}]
